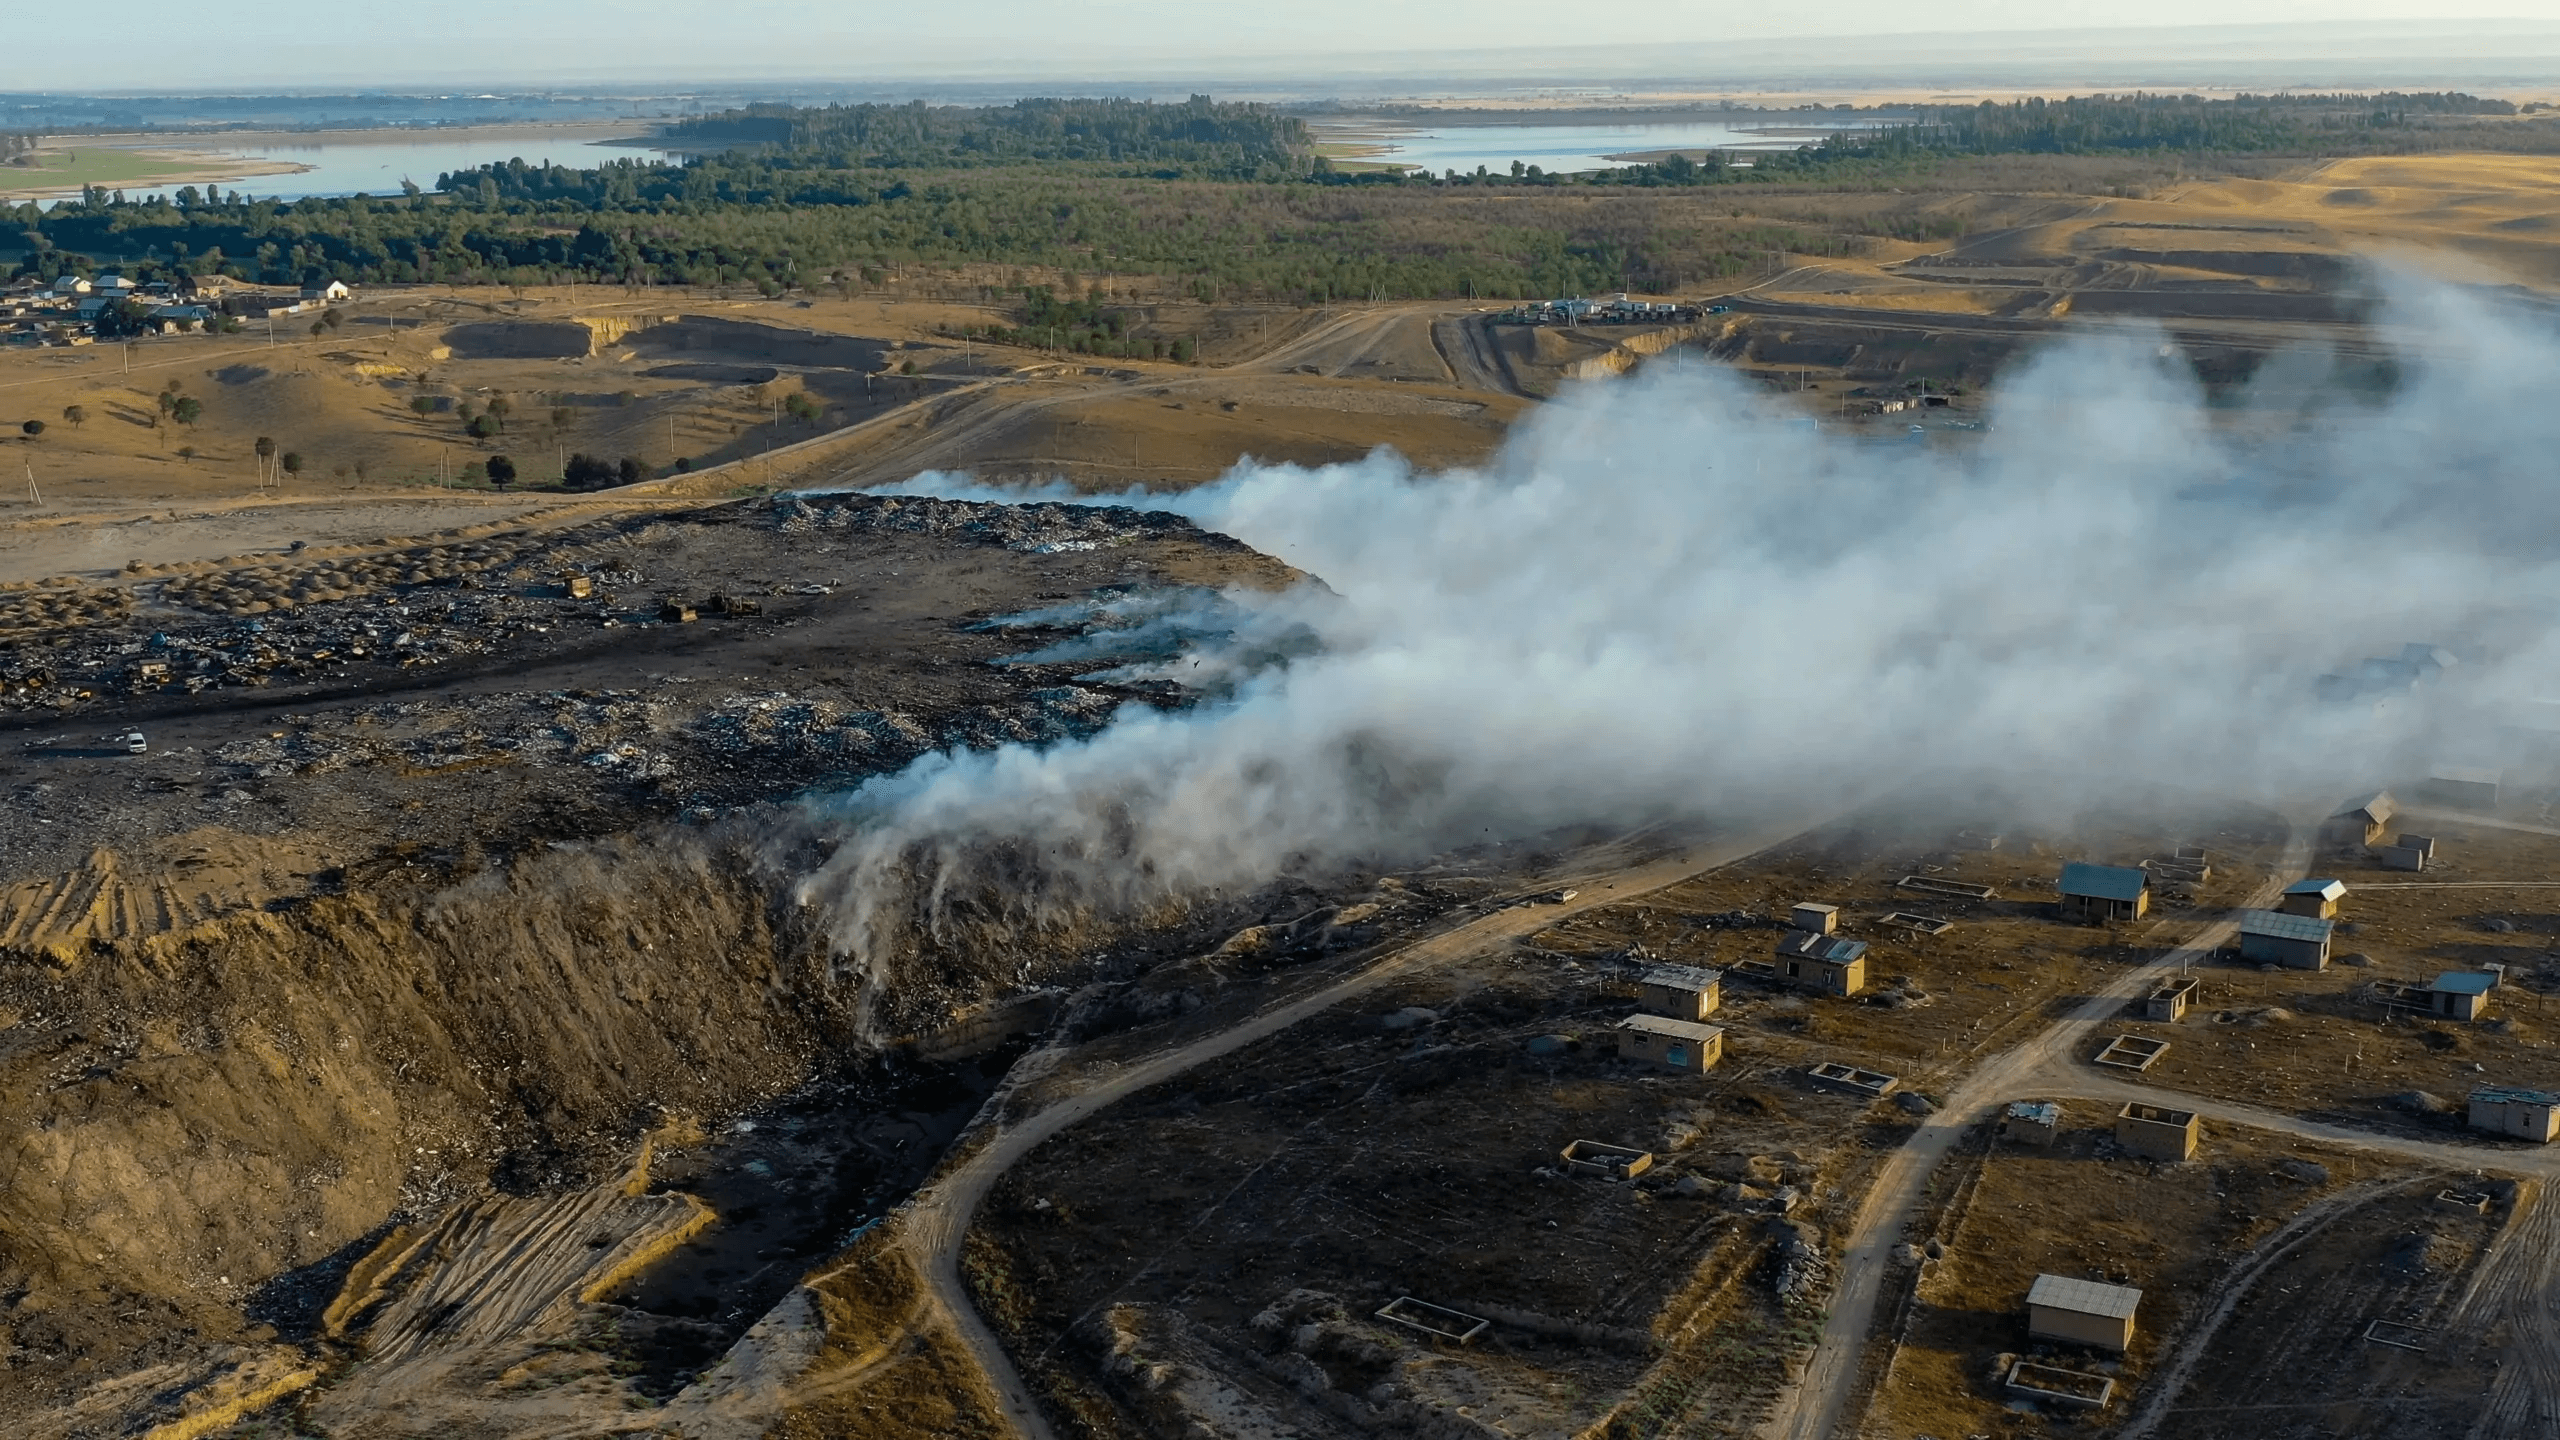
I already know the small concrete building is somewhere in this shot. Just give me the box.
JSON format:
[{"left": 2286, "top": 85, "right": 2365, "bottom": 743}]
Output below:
[
  {"left": 1637, "top": 963, "right": 1722, "bottom": 1022},
  {"left": 1773, "top": 931, "right": 1868, "bottom": 996},
  {"left": 2057, "top": 862, "right": 2150, "bottom": 924},
  {"left": 2424, "top": 766, "right": 2502, "bottom": 811},
  {"left": 1615, "top": 1015, "right": 1724, "bottom": 1074},
  {"left": 2002, "top": 1100, "right": 2060, "bottom": 1146},
  {"left": 2430, "top": 970, "right": 2498, "bottom": 1022},
  {"left": 2278, "top": 878, "right": 2347, "bottom": 920},
  {"left": 2470, "top": 1087, "right": 2560, "bottom": 1142},
  {"left": 301, "top": 278, "right": 353, "bottom": 302},
  {"left": 2141, "top": 975, "right": 2199, "bottom": 1022},
  {"left": 2026, "top": 1274, "right": 2143, "bottom": 1353},
  {"left": 2329, "top": 791, "right": 2397, "bottom": 847},
  {"left": 2235, "top": 909, "right": 2333, "bottom": 970},
  {"left": 1790, "top": 902, "right": 1839, "bottom": 936},
  {"left": 2376, "top": 843, "right": 2427, "bottom": 872},
  {"left": 2115, "top": 1101, "right": 2200, "bottom": 1161}
]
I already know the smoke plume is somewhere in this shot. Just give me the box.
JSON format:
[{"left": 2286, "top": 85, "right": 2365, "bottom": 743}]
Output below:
[{"left": 789, "top": 274, "right": 2560, "bottom": 986}]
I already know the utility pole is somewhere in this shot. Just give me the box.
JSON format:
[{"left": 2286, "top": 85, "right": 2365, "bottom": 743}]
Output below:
[{"left": 23, "top": 459, "right": 37, "bottom": 506}]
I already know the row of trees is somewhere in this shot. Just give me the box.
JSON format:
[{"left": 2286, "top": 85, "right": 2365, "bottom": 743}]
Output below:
[{"left": 10, "top": 92, "right": 2552, "bottom": 308}]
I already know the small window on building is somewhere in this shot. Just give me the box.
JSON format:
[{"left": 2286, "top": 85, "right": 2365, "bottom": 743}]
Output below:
[{"left": 1666, "top": 1045, "right": 1688, "bottom": 1066}]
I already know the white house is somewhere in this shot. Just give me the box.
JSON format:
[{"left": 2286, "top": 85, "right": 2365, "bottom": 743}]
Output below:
[{"left": 300, "top": 279, "right": 352, "bottom": 302}]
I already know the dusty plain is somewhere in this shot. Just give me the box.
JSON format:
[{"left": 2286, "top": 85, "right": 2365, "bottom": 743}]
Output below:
[{"left": 4, "top": 148, "right": 2560, "bottom": 1440}]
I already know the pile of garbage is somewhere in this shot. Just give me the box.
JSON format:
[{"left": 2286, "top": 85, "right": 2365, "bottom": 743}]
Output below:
[{"left": 772, "top": 493, "right": 1212, "bottom": 554}]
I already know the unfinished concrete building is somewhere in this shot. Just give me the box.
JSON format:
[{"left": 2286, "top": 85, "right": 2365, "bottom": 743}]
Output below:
[
  {"left": 1636, "top": 963, "right": 1722, "bottom": 1022},
  {"left": 2141, "top": 975, "right": 2199, "bottom": 1021},
  {"left": 2327, "top": 791, "right": 2397, "bottom": 847},
  {"left": 2026, "top": 1274, "right": 2143, "bottom": 1352},
  {"left": 2115, "top": 1101, "right": 2200, "bottom": 1161},
  {"left": 1614, "top": 1015, "right": 1724, "bottom": 1074},
  {"left": 1773, "top": 930, "right": 1868, "bottom": 996},
  {"left": 2057, "top": 862, "right": 2149, "bottom": 923},
  {"left": 2430, "top": 970, "right": 2497, "bottom": 1021},
  {"left": 2469, "top": 1087, "right": 2560, "bottom": 1142},
  {"left": 2236, "top": 909, "right": 2333, "bottom": 970},
  {"left": 2278, "top": 878, "right": 2347, "bottom": 920}
]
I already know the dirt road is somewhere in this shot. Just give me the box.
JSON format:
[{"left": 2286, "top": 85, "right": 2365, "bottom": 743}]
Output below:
[
  {"left": 1766, "top": 816, "right": 2560, "bottom": 1440},
  {"left": 868, "top": 821, "right": 1817, "bottom": 1440},
  {"left": 1757, "top": 831, "right": 2310, "bottom": 1440}
]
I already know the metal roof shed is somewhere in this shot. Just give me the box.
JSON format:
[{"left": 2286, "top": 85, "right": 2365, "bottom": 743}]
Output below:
[
  {"left": 2431, "top": 971, "right": 2498, "bottom": 1021},
  {"left": 2026, "top": 1274, "right": 2143, "bottom": 1352},
  {"left": 2279, "top": 878, "right": 2348, "bottom": 919},
  {"left": 2236, "top": 909, "right": 2334, "bottom": 969},
  {"left": 2058, "top": 862, "right": 2150, "bottom": 923}
]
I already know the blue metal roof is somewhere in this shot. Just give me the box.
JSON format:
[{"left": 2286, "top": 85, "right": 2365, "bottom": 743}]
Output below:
[
  {"left": 2237, "top": 909, "right": 2333, "bottom": 943},
  {"left": 2058, "top": 862, "right": 2149, "bottom": 903},
  {"left": 2473, "top": 1086, "right": 2560, "bottom": 1106},
  {"left": 2433, "top": 971, "right": 2499, "bottom": 996},
  {"left": 1777, "top": 931, "right": 1868, "bottom": 965},
  {"left": 2284, "top": 878, "right": 2348, "bottom": 900}
]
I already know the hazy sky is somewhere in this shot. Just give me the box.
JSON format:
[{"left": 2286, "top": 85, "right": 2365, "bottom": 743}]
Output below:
[{"left": 36, "top": 5, "right": 2560, "bottom": 88}]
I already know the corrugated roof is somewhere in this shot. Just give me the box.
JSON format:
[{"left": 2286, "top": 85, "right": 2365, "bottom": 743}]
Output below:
[
  {"left": 2058, "top": 862, "right": 2148, "bottom": 903},
  {"left": 1641, "top": 964, "right": 1722, "bottom": 992},
  {"left": 2472, "top": 1086, "right": 2560, "bottom": 1107},
  {"left": 1776, "top": 931, "right": 1868, "bottom": 964},
  {"left": 2028, "top": 1274, "right": 2143, "bottom": 1320},
  {"left": 1617, "top": 1015, "right": 1723, "bottom": 1042},
  {"left": 2237, "top": 909, "right": 2334, "bottom": 943},
  {"left": 2433, "top": 971, "right": 2499, "bottom": 996},
  {"left": 2284, "top": 878, "right": 2348, "bottom": 901}
]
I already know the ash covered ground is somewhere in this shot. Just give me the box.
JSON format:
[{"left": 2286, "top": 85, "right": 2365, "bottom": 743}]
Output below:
[{"left": 0, "top": 492, "right": 1296, "bottom": 892}]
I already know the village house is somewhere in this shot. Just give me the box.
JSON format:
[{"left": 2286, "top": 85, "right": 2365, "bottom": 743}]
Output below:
[
  {"left": 1773, "top": 930, "right": 1867, "bottom": 996},
  {"left": 2057, "top": 862, "right": 2149, "bottom": 923},
  {"left": 2002, "top": 1100, "right": 2060, "bottom": 1146},
  {"left": 300, "top": 278, "right": 353, "bottom": 302},
  {"left": 2327, "top": 791, "right": 2396, "bottom": 847},
  {"left": 2424, "top": 766, "right": 2501, "bottom": 810},
  {"left": 2469, "top": 1087, "right": 2560, "bottom": 1142},
  {"left": 2026, "top": 1274, "right": 2143, "bottom": 1352},
  {"left": 1613, "top": 1014, "right": 1724, "bottom": 1074},
  {"left": 2235, "top": 909, "right": 2332, "bottom": 969},
  {"left": 2429, "top": 970, "right": 2498, "bottom": 1021},
  {"left": 1636, "top": 963, "right": 1721, "bottom": 1022},
  {"left": 2278, "top": 878, "right": 2346, "bottom": 919},
  {"left": 1790, "top": 902, "right": 1839, "bottom": 935}
]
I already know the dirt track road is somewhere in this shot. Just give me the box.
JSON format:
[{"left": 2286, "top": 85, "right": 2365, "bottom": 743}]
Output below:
[
  {"left": 874, "top": 821, "right": 1817, "bottom": 1440},
  {"left": 1765, "top": 820, "right": 2560, "bottom": 1440},
  {"left": 1758, "top": 831, "right": 2310, "bottom": 1440}
]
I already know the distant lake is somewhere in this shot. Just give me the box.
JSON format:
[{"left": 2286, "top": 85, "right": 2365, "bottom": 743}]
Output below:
[
  {"left": 21, "top": 128, "right": 683, "bottom": 205},
  {"left": 186, "top": 132, "right": 683, "bottom": 200},
  {"left": 1318, "top": 117, "right": 1900, "bottom": 176}
]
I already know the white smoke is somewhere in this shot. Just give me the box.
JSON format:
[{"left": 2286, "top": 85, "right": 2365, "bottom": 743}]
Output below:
[{"left": 790, "top": 273, "right": 2560, "bottom": 978}]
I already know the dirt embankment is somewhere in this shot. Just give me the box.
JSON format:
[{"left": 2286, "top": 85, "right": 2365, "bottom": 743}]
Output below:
[{"left": 0, "top": 832, "right": 843, "bottom": 1406}]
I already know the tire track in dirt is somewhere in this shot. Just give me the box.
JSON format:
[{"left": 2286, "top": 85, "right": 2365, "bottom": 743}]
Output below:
[{"left": 809, "top": 821, "right": 1823, "bottom": 1439}]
